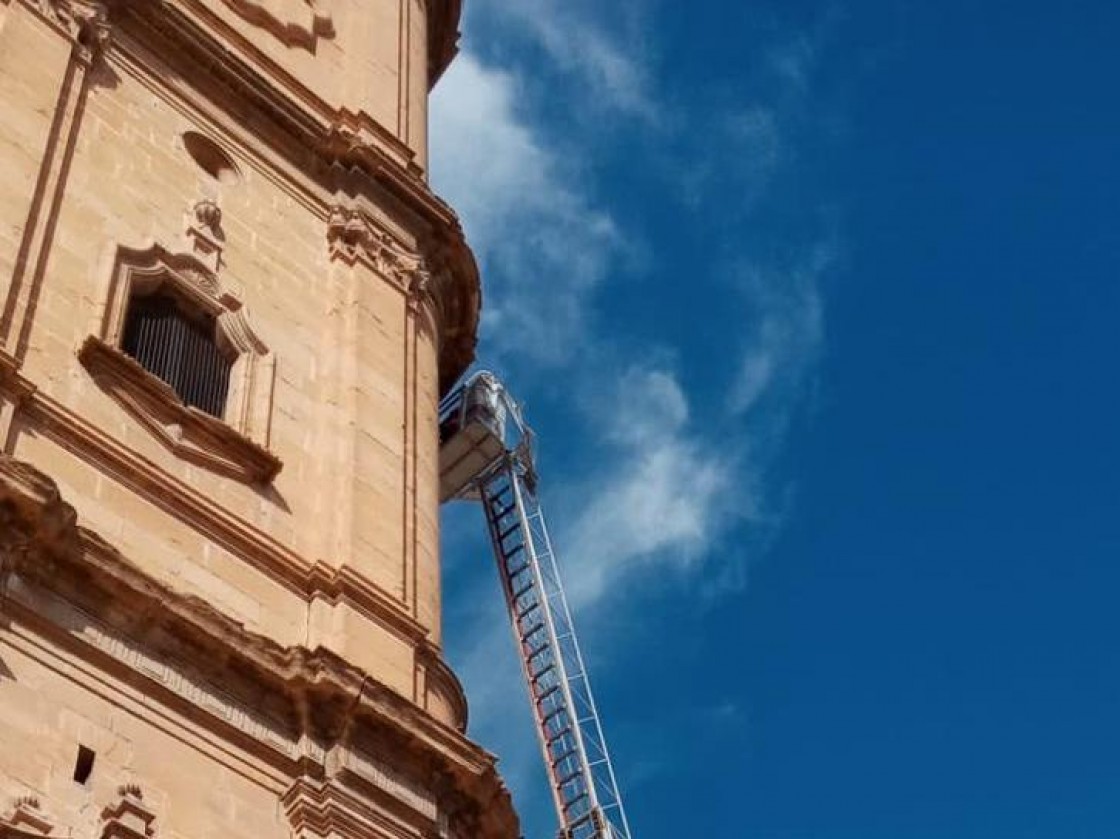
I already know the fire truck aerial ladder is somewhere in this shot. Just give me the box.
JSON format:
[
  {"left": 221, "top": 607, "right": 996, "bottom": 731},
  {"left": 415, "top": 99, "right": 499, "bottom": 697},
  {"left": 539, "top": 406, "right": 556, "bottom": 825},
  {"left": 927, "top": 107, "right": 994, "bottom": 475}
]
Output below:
[{"left": 438, "top": 372, "right": 634, "bottom": 839}]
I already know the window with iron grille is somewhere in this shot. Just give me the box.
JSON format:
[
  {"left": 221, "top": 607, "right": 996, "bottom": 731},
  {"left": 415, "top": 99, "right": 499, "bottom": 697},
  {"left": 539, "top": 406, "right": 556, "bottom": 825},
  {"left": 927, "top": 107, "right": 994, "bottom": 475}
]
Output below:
[{"left": 121, "top": 291, "right": 232, "bottom": 419}]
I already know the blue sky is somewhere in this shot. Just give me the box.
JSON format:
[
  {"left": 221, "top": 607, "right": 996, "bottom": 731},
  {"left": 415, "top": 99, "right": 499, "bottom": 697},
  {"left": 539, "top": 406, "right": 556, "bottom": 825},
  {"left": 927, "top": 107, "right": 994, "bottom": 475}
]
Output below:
[{"left": 430, "top": 2, "right": 1120, "bottom": 836}]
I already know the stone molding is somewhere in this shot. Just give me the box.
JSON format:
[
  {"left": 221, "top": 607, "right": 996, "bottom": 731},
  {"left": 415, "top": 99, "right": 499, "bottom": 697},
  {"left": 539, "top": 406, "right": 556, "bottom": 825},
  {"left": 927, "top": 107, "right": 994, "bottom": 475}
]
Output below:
[
  {"left": 282, "top": 776, "right": 445, "bottom": 839},
  {"left": 320, "top": 109, "right": 422, "bottom": 178},
  {"left": 0, "top": 455, "right": 519, "bottom": 838},
  {"left": 217, "top": 0, "right": 334, "bottom": 52},
  {"left": 78, "top": 242, "right": 280, "bottom": 483}
]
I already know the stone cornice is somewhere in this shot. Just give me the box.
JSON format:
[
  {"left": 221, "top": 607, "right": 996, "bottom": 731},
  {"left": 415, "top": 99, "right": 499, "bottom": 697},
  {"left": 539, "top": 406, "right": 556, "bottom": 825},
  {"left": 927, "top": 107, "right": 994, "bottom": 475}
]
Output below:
[
  {"left": 0, "top": 454, "right": 519, "bottom": 838},
  {"left": 427, "top": 0, "right": 463, "bottom": 88}
]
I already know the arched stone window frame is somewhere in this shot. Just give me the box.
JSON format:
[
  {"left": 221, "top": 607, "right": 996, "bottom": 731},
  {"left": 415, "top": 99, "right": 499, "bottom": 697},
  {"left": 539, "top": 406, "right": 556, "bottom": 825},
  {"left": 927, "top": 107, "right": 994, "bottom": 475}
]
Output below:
[{"left": 79, "top": 243, "right": 280, "bottom": 483}]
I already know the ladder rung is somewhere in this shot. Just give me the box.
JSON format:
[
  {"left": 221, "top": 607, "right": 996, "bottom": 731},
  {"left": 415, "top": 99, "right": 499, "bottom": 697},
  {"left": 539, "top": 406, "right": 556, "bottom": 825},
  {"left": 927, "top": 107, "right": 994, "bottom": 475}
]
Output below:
[
  {"left": 491, "top": 502, "right": 516, "bottom": 520},
  {"left": 527, "top": 643, "right": 549, "bottom": 660},
  {"left": 516, "top": 600, "right": 540, "bottom": 620},
  {"left": 541, "top": 706, "right": 567, "bottom": 726},
  {"left": 486, "top": 490, "right": 511, "bottom": 508},
  {"left": 531, "top": 663, "right": 555, "bottom": 682},
  {"left": 562, "top": 792, "right": 589, "bottom": 812},
  {"left": 502, "top": 543, "right": 525, "bottom": 562},
  {"left": 550, "top": 745, "right": 577, "bottom": 766},
  {"left": 566, "top": 811, "right": 595, "bottom": 830},
  {"left": 546, "top": 725, "right": 572, "bottom": 746},
  {"left": 536, "top": 684, "right": 560, "bottom": 703},
  {"left": 512, "top": 579, "right": 536, "bottom": 600},
  {"left": 520, "top": 622, "right": 545, "bottom": 641},
  {"left": 557, "top": 768, "right": 583, "bottom": 787},
  {"left": 499, "top": 522, "right": 520, "bottom": 541}
]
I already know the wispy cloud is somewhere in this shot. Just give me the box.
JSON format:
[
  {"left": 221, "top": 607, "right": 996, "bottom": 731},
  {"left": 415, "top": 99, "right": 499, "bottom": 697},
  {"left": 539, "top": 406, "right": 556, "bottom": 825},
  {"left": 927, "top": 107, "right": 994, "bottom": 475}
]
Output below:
[
  {"left": 431, "top": 3, "right": 839, "bottom": 830},
  {"left": 729, "top": 242, "right": 833, "bottom": 423},
  {"left": 560, "top": 366, "right": 743, "bottom": 609},
  {"left": 430, "top": 53, "right": 620, "bottom": 364},
  {"left": 465, "top": 0, "right": 657, "bottom": 120}
]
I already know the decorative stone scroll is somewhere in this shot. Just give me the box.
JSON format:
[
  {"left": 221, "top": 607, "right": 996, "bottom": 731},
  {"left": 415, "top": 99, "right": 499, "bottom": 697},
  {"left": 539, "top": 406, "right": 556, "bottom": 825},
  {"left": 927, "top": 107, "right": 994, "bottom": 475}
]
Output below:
[
  {"left": 79, "top": 242, "right": 280, "bottom": 483},
  {"left": 218, "top": 0, "right": 334, "bottom": 52}
]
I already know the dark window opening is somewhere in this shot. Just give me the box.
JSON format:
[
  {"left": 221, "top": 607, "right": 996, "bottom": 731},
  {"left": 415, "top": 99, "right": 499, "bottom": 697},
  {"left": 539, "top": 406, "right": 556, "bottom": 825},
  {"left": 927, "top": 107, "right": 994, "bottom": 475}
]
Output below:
[
  {"left": 73, "top": 745, "right": 96, "bottom": 784},
  {"left": 121, "top": 290, "right": 232, "bottom": 419}
]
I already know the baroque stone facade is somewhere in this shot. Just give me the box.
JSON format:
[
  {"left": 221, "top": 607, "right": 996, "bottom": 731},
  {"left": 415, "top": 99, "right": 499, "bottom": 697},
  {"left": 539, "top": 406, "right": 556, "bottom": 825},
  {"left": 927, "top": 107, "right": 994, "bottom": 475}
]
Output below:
[{"left": 0, "top": 1, "right": 517, "bottom": 837}]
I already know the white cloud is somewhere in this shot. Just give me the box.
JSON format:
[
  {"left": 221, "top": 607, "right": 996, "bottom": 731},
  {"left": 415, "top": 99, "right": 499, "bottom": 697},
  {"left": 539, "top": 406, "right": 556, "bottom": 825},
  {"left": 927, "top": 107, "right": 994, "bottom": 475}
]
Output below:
[
  {"left": 729, "top": 242, "right": 833, "bottom": 423},
  {"left": 465, "top": 0, "right": 656, "bottom": 120},
  {"left": 559, "top": 367, "right": 745, "bottom": 609},
  {"left": 431, "top": 4, "right": 838, "bottom": 824},
  {"left": 430, "top": 53, "right": 620, "bottom": 363}
]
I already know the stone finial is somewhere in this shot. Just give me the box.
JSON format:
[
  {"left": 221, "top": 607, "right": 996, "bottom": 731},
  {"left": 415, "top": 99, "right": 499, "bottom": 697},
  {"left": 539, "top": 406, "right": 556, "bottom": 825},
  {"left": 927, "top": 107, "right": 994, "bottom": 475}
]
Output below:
[
  {"left": 1, "top": 796, "right": 55, "bottom": 836},
  {"left": 185, "top": 199, "right": 225, "bottom": 274},
  {"left": 193, "top": 199, "right": 223, "bottom": 239},
  {"left": 100, "top": 785, "right": 155, "bottom": 839}
]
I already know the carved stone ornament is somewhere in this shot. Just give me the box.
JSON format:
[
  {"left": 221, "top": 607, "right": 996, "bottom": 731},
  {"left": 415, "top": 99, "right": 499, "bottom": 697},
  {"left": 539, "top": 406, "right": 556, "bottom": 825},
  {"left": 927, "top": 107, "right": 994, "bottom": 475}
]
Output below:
[
  {"left": 29, "top": 0, "right": 112, "bottom": 58},
  {"left": 79, "top": 243, "right": 280, "bottom": 484},
  {"left": 326, "top": 205, "right": 429, "bottom": 294},
  {"left": 218, "top": 0, "right": 334, "bottom": 52},
  {"left": 184, "top": 199, "right": 225, "bottom": 274},
  {"left": 0, "top": 796, "right": 55, "bottom": 837},
  {"left": 99, "top": 785, "right": 155, "bottom": 839}
]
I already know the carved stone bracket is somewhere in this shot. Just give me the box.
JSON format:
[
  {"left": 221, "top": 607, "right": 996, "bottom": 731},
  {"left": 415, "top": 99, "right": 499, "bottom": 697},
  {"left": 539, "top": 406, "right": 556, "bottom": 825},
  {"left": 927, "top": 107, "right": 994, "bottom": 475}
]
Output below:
[
  {"left": 319, "top": 110, "right": 418, "bottom": 175},
  {"left": 27, "top": 0, "right": 112, "bottom": 61},
  {"left": 99, "top": 786, "right": 155, "bottom": 839},
  {"left": 326, "top": 205, "right": 430, "bottom": 296},
  {"left": 0, "top": 797, "right": 54, "bottom": 837}
]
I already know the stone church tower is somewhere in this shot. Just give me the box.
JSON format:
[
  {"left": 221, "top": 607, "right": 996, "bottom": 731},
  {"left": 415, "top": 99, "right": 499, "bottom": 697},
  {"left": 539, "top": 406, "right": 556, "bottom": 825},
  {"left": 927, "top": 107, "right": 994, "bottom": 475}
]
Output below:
[{"left": 0, "top": 1, "right": 517, "bottom": 837}]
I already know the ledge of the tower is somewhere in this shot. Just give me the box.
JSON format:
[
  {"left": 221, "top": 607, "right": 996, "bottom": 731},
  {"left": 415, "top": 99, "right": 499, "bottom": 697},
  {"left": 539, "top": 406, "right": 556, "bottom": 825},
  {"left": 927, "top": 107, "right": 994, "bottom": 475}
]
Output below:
[{"left": 428, "top": 0, "right": 464, "bottom": 88}]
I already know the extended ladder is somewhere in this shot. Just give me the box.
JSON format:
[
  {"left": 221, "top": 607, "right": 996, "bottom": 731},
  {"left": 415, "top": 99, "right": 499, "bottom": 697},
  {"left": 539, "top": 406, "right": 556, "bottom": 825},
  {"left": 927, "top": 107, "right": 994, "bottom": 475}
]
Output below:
[{"left": 439, "top": 373, "right": 633, "bottom": 839}]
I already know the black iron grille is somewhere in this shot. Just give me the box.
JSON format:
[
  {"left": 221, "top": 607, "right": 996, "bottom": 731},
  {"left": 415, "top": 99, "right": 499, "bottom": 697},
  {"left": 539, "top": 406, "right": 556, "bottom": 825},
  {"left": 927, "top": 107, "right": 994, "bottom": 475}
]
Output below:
[{"left": 121, "top": 292, "right": 232, "bottom": 419}]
